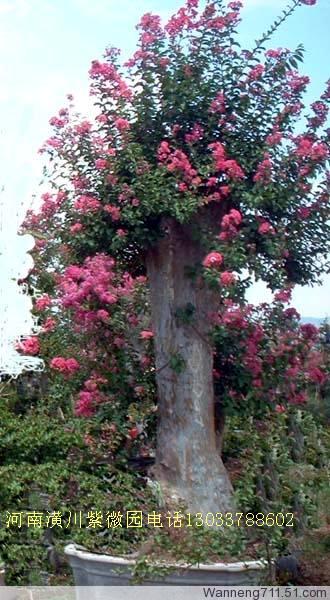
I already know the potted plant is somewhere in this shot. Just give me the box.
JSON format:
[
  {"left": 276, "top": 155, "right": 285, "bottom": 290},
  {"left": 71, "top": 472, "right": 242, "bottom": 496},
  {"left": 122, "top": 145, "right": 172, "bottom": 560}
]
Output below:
[
  {"left": 22, "top": 0, "right": 329, "bottom": 586},
  {"left": 64, "top": 543, "right": 267, "bottom": 586}
]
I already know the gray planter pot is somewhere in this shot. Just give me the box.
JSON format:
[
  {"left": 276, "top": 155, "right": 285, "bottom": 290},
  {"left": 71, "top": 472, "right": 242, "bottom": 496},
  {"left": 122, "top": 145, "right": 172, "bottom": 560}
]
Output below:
[{"left": 65, "top": 544, "right": 267, "bottom": 586}]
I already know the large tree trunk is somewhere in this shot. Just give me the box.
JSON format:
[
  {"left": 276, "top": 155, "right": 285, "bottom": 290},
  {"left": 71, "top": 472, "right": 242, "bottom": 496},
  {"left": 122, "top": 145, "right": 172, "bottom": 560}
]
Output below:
[{"left": 146, "top": 216, "right": 234, "bottom": 515}]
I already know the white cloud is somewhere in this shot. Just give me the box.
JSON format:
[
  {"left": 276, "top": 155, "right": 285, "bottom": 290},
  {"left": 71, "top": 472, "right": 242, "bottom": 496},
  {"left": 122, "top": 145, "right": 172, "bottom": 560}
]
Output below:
[{"left": 0, "top": 0, "right": 30, "bottom": 16}]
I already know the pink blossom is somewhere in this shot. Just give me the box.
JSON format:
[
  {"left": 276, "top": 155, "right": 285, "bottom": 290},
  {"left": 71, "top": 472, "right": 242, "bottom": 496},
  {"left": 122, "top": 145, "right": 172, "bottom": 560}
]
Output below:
[
  {"left": 96, "top": 114, "right": 108, "bottom": 123},
  {"left": 138, "top": 12, "right": 162, "bottom": 33},
  {"left": 308, "top": 367, "right": 327, "bottom": 385},
  {"left": 297, "top": 207, "right": 311, "bottom": 220},
  {"left": 89, "top": 60, "right": 117, "bottom": 80},
  {"left": 66, "top": 358, "right": 80, "bottom": 372},
  {"left": 203, "top": 252, "right": 224, "bottom": 269},
  {"left": 114, "top": 336, "right": 125, "bottom": 348},
  {"left": 287, "top": 71, "right": 310, "bottom": 93},
  {"left": 274, "top": 289, "right": 292, "bottom": 303},
  {"left": 75, "top": 121, "right": 92, "bottom": 135},
  {"left": 248, "top": 64, "right": 264, "bottom": 81},
  {"left": 95, "top": 158, "right": 108, "bottom": 170},
  {"left": 220, "top": 185, "right": 231, "bottom": 197},
  {"left": 104, "top": 205, "right": 121, "bottom": 220},
  {"left": 115, "top": 118, "right": 130, "bottom": 131},
  {"left": 165, "top": 8, "right": 193, "bottom": 37},
  {"left": 50, "top": 356, "right": 80, "bottom": 375},
  {"left": 275, "top": 404, "right": 286, "bottom": 414},
  {"left": 221, "top": 209, "right": 242, "bottom": 229},
  {"left": 294, "top": 136, "right": 328, "bottom": 161},
  {"left": 41, "top": 317, "right": 56, "bottom": 333},
  {"left": 140, "top": 330, "right": 154, "bottom": 340},
  {"left": 209, "top": 142, "right": 245, "bottom": 180},
  {"left": 291, "top": 391, "right": 307, "bottom": 405},
  {"left": 16, "top": 337, "right": 40, "bottom": 356},
  {"left": 265, "top": 48, "right": 284, "bottom": 59},
  {"left": 65, "top": 265, "right": 84, "bottom": 280},
  {"left": 49, "top": 116, "right": 66, "bottom": 128},
  {"left": 266, "top": 129, "right": 282, "bottom": 146},
  {"left": 210, "top": 92, "right": 226, "bottom": 114},
  {"left": 258, "top": 221, "right": 275, "bottom": 235},
  {"left": 300, "top": 0, "right": 316, "bottom": 5},
  {"left": 70, "top": 223, "right": 83, "bottom": 233},
  {"left": 254, "top": 155, "right": 272, "bottom": 184},
  {"left": 96, "top": 309, "right": 110, "bottom": 322},
  {"left": 185, "top": 123, "right": 204, "bottom": 144},
  {"left": 300, "top": 323, "right": 318, "bottom": 340},
  {"left": 75, "top": 391, "right": 96, "bottom": 417},
  {"left": 74, "top": 195, "right": 101, "bottom": 213},
  {"left": 35, "top": 294, "right": 51, "bottom": 311},
  {"left": 284, "top": 308, "right": 301, "bottom": 320},
  {"left": 220, "top": 271, "right": 236, "bottom": 286},
  {"left": 157, "top": 141, "right": 171, "bottom": 162},
  {"left": 45, "top": 137, "right": 62, "bottom": 149},
  {"left": 228, "top": 1, "right": 243, "bottom": 10}
]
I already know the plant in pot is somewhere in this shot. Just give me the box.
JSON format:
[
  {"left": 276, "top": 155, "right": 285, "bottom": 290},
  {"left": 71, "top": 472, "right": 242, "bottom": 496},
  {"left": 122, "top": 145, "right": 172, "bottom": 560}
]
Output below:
[{"left": 22, "top": 0, "right": 329, "bottom": 586}]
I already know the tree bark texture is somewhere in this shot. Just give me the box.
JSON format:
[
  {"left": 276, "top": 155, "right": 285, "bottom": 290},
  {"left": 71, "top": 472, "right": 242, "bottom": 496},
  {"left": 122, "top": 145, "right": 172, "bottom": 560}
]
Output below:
[{"left": 146, "top": 216, "right": 234, "bottom": 515}]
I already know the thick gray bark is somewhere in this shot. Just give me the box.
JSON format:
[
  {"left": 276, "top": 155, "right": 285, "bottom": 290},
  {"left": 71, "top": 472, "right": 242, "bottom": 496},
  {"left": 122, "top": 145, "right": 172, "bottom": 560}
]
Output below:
[{"left": 146, "top": 216, "right": 234, "bottom": 515}]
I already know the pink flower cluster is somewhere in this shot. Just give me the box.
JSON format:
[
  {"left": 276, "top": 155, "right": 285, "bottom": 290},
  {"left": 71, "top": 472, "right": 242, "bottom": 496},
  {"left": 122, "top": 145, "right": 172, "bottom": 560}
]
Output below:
[
  {"left": 39, "top": 191, "right": 66, "bottom": 218},
  {"left": 294, "top": 137, "right": 328, "bottom": 161},
  {"left": 258, "top": 221, "right": 275, "bottom": 235},
  {"left": 35, "top": 294, "right": 52, "bottom": 311},
  {"left": 185, "top": 123, "right": 204, "bottom": 144},
  {"left": 220, "top": 271, "right": 236, "bottom": 286},
  {"left": 248, "top": 64, "right": 264, "bottom": 81},
  {"left": 60, "top": 254, "right": 118, "bottom": 311},
  {"left": 274, "top": 288, "right": 292, "bottom": 303},
  {"left": 50, "top": 356, "right": 80, "bottom": 375},
  {"left": 253, "top": 154, "right": 273, "bottom": 184},
  {"left": 104, "top": 205, "right": 121, "bottom": 220},
  {"left": 89, "top": 60, "right": 118, "bottom": 80},
  {"left": 157, "top": 142, "right": 199, "bottom": 185},
  {"left": 208, "top": 142, "right": 245, "bottom": 180},
  {"left": 209, "top": 92, "right": 226, "bottom": 114},
  {"left": 70, "top": 223, "right": 83, "bottom": 234},
  {"left": 95, "top": 158, "right": 108, "bottom": 170},
  {"left": 287, "top": 71, "right": 310, "bottom": 94},
  {"left": 75, "top": 120, "right": 92, "bottom": 135},
  {"left": 140, "top": 330, "right": 154, "bottom": 340},
  {"left": 75, "top": 374, "right": 108, "bottom": 417},
  {"left": 16, "top": 337, "right": 40, "bottom": 356},
  {"left": 203, "top": 251, "right": 224, "bottom": 269},
  {"left": 41, "top": 317, "right": 57, "bottom": 333},
  {"left": 265, "top": 48, "right": 287, "bottom": 60},
  {"left": 74, "top": 195, "right": 102, "bottom": 213},
  {"left": 219, "top": 208, "right": 242, "bottom": 241},
  {"left": 115, "top": 117, "right": 130, "bottom": 131},
  {"left": 265, "top": 124, "right": 283, "bottom": 147},
  {"left": 165, "top": 7, "right": 194, "bottom": 37},
  {"left": 138, "top": 13, "right": 163, "bottom": 46},
  {"left": 308, "top": 101, "right": 329, "bottom": 129},
  {"left": 221, "top": 305, "right": 250, "bottom": 329},
  {"left": 89, "top": 60, "right": 132, "bottom": 100}
]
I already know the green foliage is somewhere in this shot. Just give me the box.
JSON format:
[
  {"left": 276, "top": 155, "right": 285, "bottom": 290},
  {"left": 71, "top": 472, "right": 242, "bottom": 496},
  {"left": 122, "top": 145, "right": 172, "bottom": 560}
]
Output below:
[{"left": 0, "top": 388, "right": 156, "bottom": 584}]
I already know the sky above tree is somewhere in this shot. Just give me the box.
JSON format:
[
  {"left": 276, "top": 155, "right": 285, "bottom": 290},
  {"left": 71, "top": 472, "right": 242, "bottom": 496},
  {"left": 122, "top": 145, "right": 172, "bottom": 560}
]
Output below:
[{"left": 0, "top": 0, "right": 329, "bottom": 317}]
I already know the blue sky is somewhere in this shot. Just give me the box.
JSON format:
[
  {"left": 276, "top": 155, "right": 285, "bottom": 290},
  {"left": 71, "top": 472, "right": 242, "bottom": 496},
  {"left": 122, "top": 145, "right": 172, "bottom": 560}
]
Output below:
[{"left": 0, "top": 0, "right": 329, "bottom": 318}]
